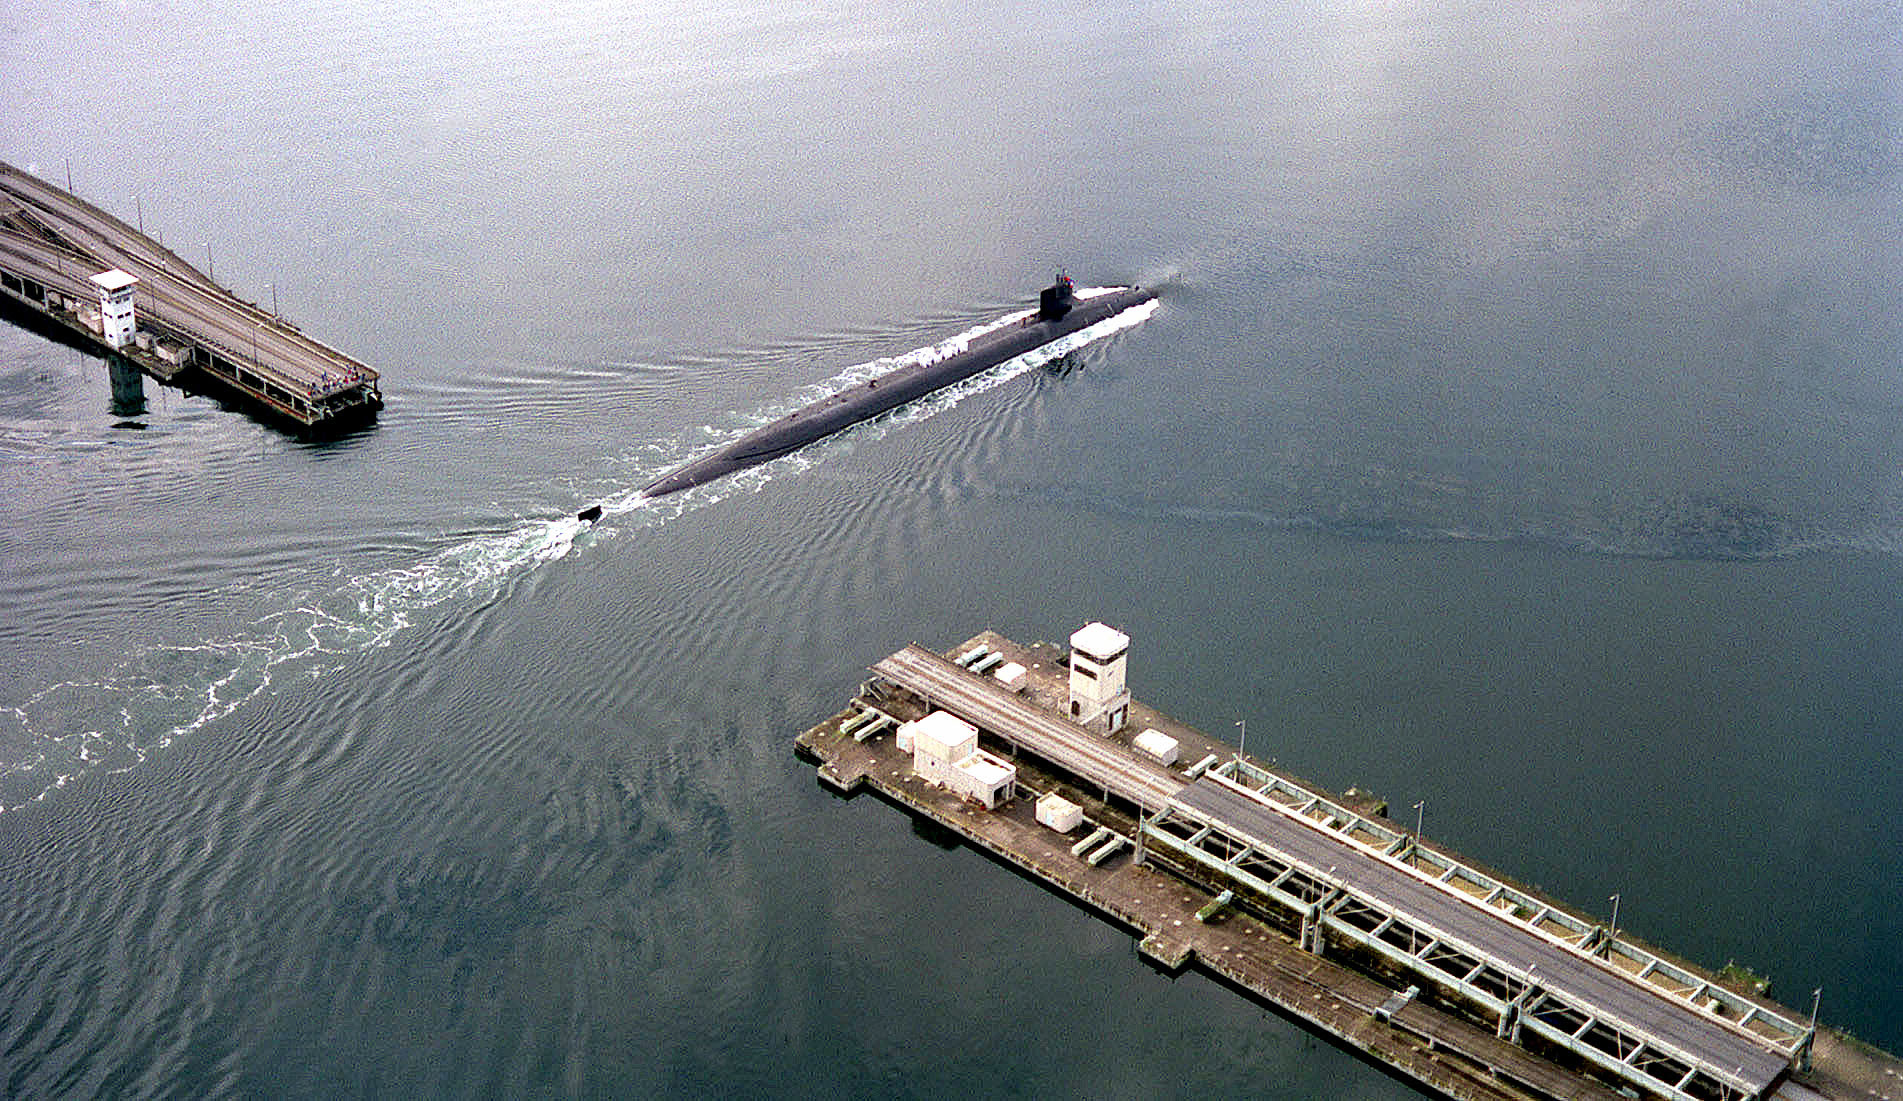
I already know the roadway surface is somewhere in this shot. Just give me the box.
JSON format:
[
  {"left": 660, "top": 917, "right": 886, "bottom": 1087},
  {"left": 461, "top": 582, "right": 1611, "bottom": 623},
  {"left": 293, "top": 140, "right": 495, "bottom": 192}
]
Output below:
[{"left": 0, "top": 161, "right": 375, "bottom": 396}]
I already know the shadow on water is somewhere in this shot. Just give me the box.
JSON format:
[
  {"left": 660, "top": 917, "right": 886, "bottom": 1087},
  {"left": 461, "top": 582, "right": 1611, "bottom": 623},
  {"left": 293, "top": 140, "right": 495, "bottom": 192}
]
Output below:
[
  {"left": 287, "top": 418, "right": 382, "bottom": 456},
  {"left": 0, "top": 293, "right": 109, "bottom": 359},
  {"left": 191, "top": 382, "right": 382, "bottom": 443},
  {"left": 1037, "top": 351, "right": 1086, "bottom": 380},
  {"left": 107, "top": 358, "right": 145, "bottom": 417},
  {"left": 908, "top": 813, "right": 965, "bottom": 851},
  {"left": 852, "top": 775, "right": 1487, "bottom": 1099}
]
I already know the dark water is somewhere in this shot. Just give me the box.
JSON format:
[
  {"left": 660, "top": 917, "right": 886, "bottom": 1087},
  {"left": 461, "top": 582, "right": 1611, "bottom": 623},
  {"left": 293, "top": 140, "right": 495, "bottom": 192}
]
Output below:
[{"left": 3, "top": 0, "right": 1899, "bottom": 1095}]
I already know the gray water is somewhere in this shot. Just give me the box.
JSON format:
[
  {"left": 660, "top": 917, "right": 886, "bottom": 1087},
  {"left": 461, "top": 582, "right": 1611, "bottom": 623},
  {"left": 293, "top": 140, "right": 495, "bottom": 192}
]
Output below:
[{"left": 2, "top": 0, "right": 1899, "bottom": 1096}]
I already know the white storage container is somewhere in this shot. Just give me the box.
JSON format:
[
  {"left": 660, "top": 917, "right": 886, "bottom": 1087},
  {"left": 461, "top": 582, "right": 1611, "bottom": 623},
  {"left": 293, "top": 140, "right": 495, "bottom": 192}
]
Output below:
[
  {"left": 1133, "top": 728, "right": 1180, "bottom": 766},
  {"left": 909, "top": 711, "right": 977, "bottom": 763},
  {"left": 1036, "top": 793, "right": 1083, "bottom": 833}
]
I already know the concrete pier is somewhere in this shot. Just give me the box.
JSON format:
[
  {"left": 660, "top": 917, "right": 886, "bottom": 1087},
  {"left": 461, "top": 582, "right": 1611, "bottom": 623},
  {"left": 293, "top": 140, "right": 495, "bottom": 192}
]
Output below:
[
  {"left": 0, "top": 161, "right": 380, "bottom": 430},
  {"left": 796, "top": 629, "right": 1900, "bottom": 1101}
]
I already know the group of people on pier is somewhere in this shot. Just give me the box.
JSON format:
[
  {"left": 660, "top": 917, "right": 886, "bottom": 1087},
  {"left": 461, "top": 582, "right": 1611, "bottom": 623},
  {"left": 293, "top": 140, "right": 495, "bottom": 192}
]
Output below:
[{"left": 306, "top": 367, "right": 365, "bottom": 399}]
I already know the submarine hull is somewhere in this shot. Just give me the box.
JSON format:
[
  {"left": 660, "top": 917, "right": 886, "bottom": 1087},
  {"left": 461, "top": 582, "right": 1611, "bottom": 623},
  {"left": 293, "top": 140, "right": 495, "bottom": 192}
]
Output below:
[{"left": 643, "top": 284, "right": 1156, "bottom": 497}]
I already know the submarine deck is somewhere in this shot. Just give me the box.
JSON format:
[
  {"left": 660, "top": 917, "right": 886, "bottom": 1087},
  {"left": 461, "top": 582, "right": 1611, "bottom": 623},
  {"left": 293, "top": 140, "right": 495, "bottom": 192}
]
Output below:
[{"left": 643, "top": 284, "right": 1155, "bottom": 496}]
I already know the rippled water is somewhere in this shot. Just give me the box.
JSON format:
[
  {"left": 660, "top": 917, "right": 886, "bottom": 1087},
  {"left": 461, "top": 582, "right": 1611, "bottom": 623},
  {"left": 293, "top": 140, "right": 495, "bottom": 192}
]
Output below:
[{"left": 2, "top": 0, "right": 1899, "bottom": 1095}]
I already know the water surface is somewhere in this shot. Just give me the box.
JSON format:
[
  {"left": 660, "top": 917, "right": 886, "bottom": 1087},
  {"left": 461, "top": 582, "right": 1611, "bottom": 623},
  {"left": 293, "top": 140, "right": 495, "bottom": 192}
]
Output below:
[{"left": 2, "top": 0, "right": 1898, "bottom": 1095}]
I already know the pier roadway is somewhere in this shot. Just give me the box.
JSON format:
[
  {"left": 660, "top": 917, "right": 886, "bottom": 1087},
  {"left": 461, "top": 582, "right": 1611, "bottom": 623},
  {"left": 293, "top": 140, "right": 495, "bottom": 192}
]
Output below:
[
  {"left": 1170, "top": 778, "right": 1788, "bottom": 1098},
  {"left": 871, "top": 641, "right": 1792, "bottom": 1101},
  {"left": 0, "top": 224, "right": 345, "bottom": 391},
  {"left": 0, "top": 161, "right": 378, "bottom": 425}
]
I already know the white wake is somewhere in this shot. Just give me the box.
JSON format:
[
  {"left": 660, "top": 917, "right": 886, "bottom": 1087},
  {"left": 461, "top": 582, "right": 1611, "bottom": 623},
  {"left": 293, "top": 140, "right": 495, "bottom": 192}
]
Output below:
[{"left": 0, "top": 293, "right": 1160, "bottom": 812}]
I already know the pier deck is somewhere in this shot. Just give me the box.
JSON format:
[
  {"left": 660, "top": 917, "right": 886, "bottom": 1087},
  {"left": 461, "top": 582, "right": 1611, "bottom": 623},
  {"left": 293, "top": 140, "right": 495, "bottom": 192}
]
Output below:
[
  {"left": 0, "top": 161, "right": 380, "bottom": 428},
  {"left": 798, "top": 630, "right": 1897, "bottom": 1101}
]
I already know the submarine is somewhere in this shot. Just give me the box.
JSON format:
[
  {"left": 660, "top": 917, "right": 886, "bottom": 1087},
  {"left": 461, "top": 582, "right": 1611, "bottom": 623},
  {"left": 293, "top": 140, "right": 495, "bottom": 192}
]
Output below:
[{"left": 641, "top": 275, "right": 1157, "bottom": 497}]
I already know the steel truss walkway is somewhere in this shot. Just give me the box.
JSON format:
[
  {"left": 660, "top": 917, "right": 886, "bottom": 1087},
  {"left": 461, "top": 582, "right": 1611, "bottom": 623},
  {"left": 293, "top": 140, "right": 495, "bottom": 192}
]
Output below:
[
  {"left": 1184, "top": 760, "right": 1812, "bottom": 1060},
  {"left": 868, "top": 643, "right": 1808, "bottom": 1101},
  {"left": 1150, "top": 772, "right": 1793, "bottom": 1101}
]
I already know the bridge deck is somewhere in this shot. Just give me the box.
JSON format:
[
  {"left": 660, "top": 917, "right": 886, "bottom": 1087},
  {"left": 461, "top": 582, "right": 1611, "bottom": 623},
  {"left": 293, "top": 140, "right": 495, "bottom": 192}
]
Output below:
[{"left": 0, "top": 162, "right": 378, "bottom": 425}]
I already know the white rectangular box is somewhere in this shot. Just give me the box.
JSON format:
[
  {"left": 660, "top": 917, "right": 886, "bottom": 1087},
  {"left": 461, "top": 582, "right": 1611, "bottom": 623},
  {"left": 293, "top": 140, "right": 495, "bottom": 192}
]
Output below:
[
  {"left": 1035, "top": 793, "right": 1083, "bottom": 833},
  {"left": 1133, "top": 728, "right": 1180, "bottom": 766},
  {"left": 908, "top": 711, "right": 977, "bottom": 763},
  {"left": 992, "top": 661, "right": 1028, "bottom": 692}
]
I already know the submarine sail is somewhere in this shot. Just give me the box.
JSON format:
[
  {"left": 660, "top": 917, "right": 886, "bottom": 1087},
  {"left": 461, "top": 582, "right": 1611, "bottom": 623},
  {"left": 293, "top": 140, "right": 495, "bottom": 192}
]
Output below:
[{"left": 642, "top": 276, "right": 1157, "bottom": 497}]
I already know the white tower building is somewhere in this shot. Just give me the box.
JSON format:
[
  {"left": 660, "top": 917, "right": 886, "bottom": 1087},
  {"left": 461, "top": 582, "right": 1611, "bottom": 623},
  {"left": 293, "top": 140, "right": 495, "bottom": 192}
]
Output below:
[
  {"left": 90, "top": 269, "right": 138, "bottom": 349},
  {"left": 1068, "top": 621, "right": 1130, "bottom": 733}
]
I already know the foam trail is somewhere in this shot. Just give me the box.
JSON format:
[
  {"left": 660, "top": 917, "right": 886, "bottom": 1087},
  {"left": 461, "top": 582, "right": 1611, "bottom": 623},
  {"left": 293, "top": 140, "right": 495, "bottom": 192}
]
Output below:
[
  {"left": 0, "top": 296, "right": 1157, "bottom": 812},
  {"left": 0, "top": 513, "right": 599, "bottom": 812}
]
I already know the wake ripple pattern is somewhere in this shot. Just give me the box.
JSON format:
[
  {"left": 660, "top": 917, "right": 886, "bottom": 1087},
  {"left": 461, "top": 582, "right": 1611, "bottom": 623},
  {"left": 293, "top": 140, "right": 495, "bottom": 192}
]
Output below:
[{"left": 0, "top": 296, "right": 1160, "bottom": 813}]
